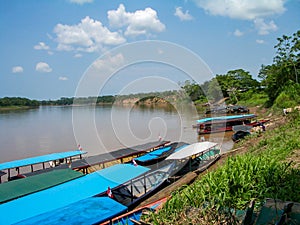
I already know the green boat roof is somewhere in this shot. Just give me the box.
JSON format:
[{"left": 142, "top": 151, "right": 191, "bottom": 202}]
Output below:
[{"left": 0, "top": 168, "right": 83, "bottom": 204}]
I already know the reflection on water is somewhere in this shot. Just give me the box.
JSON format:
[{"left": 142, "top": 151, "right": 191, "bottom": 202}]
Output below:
[{"left": 0, "top": 105, "right": 233, "bottom": 163}]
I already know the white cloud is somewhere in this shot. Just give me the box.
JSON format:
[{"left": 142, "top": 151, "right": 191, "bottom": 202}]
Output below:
[
  {"left": 12, "top": 66, "right": 23, "bottom": 73},
  {"left": 53, "top": 16, "right": 125, "bottom": 52},
  {"left": 234, "top": 29, "right": 244, "bottom": 37},
  {"left": 107, "top": 4, "right": 166, "bottom": 37},
  {"left": 68, "top": 0, "right": 93, "bottom": 5},
  {"left": 59, "top": 76, "right": 68, "bottom": 81},
  {"left": 92, "top": 53, "right": 124, "bottom": 72},
  {"left": 36, "top": 62, "right": 52, "bottom": 73},
  {"left": 254, "top": 18, "right": 278, "bottom": 35},
  {"left": 34, "top": 42, "right": 50, "bottom": 50},
  {"left": 174, "top": 7, "right": 193, "bottom": 21},
  {"left": 74, "top": 53, "right": 83, "bottom": 58},
  {"left": 256, "top": 39, "right": 265, "bottom": 44},
  {"left": 193, "top": 0, "right": 286, "bottom": 20}
]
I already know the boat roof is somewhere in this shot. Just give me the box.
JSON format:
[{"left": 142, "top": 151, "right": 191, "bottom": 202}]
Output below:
[
  {"left": 15, "top": 197, "right": 127, "bottom": 225},
  {"left": 0, "top": 169, "right": 83, "bottom": 204},
  {"left": 166, "top": 142, "right": 218, "bottom": 160},
  {"left": 0, "top": 164, "right": 149, "bottom": 225},
  {"left": 72, "top": 140, "right": 169, "bottom": 169},
  {"left": 197, "top": 114, "right": 256, "bottom": 124},
  {"left": 0, "top": 150, "right": 86, "bottom": 171},
  {"left": 134, "top": 145, "right": 172, "bottom": 162}
]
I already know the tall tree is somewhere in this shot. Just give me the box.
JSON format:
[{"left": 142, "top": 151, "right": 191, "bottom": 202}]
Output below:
[
  {"left": 216, "top": 69, "right": 259, "bottom": 102},
  {"left": 259, "top": 30, "right": 300, "bottom": 104},
  {"left": 181, "top": 80, "right": 204, "bottom": 101},
  {"left": 274, "top": 31, "right": 300, "bottom": 83}
]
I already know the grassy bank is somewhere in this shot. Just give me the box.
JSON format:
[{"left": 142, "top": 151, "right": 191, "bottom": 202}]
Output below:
[
  {"left": 0, "top": 105, "right": 39, "bottom": 112},
  {"left": 145, "top": 112, "right": 300, "bottom": 224}
]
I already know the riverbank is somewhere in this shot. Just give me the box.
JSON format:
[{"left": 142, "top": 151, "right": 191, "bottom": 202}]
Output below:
[
  {"left": 143, "top": 110, "right": 300, "bottom": 224},
  {"left": 0, "top": 106, "right": 38, "bottom": 112}
]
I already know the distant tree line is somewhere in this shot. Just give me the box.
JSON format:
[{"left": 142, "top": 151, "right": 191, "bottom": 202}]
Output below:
[
  {"left": 0, "top": 97, "right": 39, "bottom": 107},
  {"left": 181, "top": 68, "right": 260, "bottom": 104},
  {"left": 40, "top": 95, "right": 116, "bottom": 105}
]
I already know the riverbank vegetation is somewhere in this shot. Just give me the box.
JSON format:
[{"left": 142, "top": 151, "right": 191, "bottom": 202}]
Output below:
[
  {"left": 142, "top": 29, "right": 300, "bottom": 224},
  {"left": 144, "top": 111, "right": 300, "bottom": 224},
  {"left": 0, "top": 97, "right": 39, "bottom": 111}
]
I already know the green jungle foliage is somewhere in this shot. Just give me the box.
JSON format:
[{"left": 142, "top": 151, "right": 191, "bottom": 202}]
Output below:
[
  {"left": 259, "top": 30, "right": 300, "bottom": 106},
  {"left": 0, "top": 97, "right": 39, "bottom": 107}
]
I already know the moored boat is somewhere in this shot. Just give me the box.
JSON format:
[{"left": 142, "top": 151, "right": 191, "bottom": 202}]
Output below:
[
  {"left": 166, "top": 141, "right": 221, "bottom": 176},
  {"left": 0, "top": 150, "right": 86, "bottom": 183},
  {"left": 0, "top": 163, "right": 150, "bottom": 224},
  {"left": 72, "top": 140, "right": 170, "bottom": 173},
  {"left": 194, "top": 114, "right": 259, "bottom": 134},
  {"left": 133, "top": 142, "right": 188, "bottom": 166}
]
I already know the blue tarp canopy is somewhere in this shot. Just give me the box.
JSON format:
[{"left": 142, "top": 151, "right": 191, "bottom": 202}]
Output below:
[
  {"left": 0, "top": 164, "right": 149, "bottom": 225},
  {"left": 0, "top": 150, "right": 86, "bottom": 170},
  {"left": 197, "top": 114, "right": 256, "bottom": 124},
  {"left": 15, "top": 197, "right": 127, "bottom": 225},
  {"left": 134, "top": 146, "right": 172, "bottom": 162}
]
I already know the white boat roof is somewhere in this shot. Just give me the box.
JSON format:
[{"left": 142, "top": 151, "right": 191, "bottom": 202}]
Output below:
[{"left": 166, "top": 141, "right": 218, "bottom": 160}]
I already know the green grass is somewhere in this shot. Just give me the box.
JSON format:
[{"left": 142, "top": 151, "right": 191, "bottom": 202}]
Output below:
[
  {"left": 237, "top": 91, "right": 269, "bottom": 107},
  {"left": 145, "top": 112, "right": 300, "bottom": 224}
]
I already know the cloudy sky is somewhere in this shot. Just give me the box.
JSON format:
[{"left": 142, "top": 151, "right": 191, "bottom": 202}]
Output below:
[{"left": 1, "top": 0, "right": 299, "bottom": 100}]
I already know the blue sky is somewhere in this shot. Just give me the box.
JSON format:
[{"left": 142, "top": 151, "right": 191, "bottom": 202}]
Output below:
[{"left": 0, "top": 0, "right": 299, "bottom": 100}]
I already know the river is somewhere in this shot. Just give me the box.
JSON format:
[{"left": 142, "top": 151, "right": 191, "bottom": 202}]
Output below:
[{"left": 0, "top": 105, "right": 234, "bottom": 163}]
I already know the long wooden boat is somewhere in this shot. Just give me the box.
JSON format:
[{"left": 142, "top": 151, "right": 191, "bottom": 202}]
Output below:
[
  {"left": 0, "top": 150, "right": 86, "bottom": 183},
  {"left": 0, "top": 141, "right": 169, "bottom": 182},
  {"left": 205, "top": 105, "right": 249, "bottom": 114},
  {"left": 102, "top": 161, "right": 175, "bottom": 208},
  {"left": 71, "top": 140, "right": 170, "bottom": 173},
  {"left": 194, "top": 114, "right": 260, "bottom": 134},
  {"left": 166, "top": 141, "right": 221, "bottom": 176},
  {"left": 0, "top": 163, "right": 151, "bottom": 224},
  {"left": 133, "top": 142, "right": 188, "bottom": 166},
  {"left": 4, "top": 162, "right": 173, "bottom": 225},
  {"left": 106, "top": 142, "right": 222, "bottom": 225}
]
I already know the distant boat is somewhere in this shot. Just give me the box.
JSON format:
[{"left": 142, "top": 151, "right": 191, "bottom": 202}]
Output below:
[
  {"left": 205, "top": 105, "right": 249, "bottom": 114},
  {"left": 232, "top": 130, "right": 251, "bottom": 142},
  {"left": 194, "top": 114, "right": 259, "bottom": 134}
]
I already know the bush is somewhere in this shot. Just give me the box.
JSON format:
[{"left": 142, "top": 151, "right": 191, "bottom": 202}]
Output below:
[{"left": 273, "top": 82, "right": 300, "bottom": 109}]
